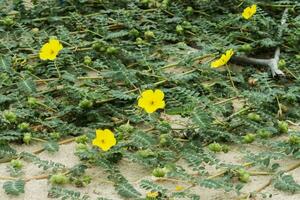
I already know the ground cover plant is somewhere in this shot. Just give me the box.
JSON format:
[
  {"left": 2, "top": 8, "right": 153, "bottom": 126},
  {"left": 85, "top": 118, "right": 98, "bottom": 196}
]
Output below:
[{"left": 0, "top": 0, "right": 300, "bottom": 199}]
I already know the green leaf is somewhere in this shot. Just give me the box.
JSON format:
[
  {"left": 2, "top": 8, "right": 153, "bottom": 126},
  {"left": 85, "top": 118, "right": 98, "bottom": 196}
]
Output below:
[
  {"left": 3, "top": 180, "right": 25, "bottom": 196},
  {"left": 115, "top": 182, "right": 141, "bottom": 198},
  {"left": 274, "top": 174, "right": 300, "bottom": 193},
  {"left": 0, "top": 56, "right": 12, "bottom": 72},
  {"left": 192, "top": 109, "right": 211, "bottom": 129},
  {"left": 17, "top": 78, "right": 36, "bottom": 94},
  {"left": 44, "top": 141, "right": 59, "bottom": 152}
]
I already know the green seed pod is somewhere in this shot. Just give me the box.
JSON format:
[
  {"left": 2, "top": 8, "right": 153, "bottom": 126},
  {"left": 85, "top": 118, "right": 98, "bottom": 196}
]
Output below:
[
  {"left": 176, "top": 25, "right": 184, "bottom": 34},
  {"left": 3, "top": 110, "right": 17, "bottom": 123},
  {"left": 106, "top": 47, "right": 118, "bottom": 54},
  {"left": 144, "top": 31, "right": 155, "bottom": 39},
  {"left": 288, "top": 135, "right": 300, "bottom": 145},
  {"left": 79, "top": 99, "right": 93, "bottom": 109},
  {"left": 278, "top": 121, "right": 288, "bottom": 134},
  {"left": 247, "top": 113, "right": 261, "bottom": 122},
  {"left": 129, "top": 28, "right": 140, "bottom": 37},
  {"left": 137, "top": 149, "right": 156, "bottom": 158},
  {"left": 50, "top": 174, "right": 69, "bottom": 185},
  {"left": 23, "top": 133, "right": 32, "bottom": 144},
  {"left": 2, "top": 17, "right": 14, "bottom": 26},
  {"left": 28, "top": 97, "right": 38, "bottom": 106},
  {"left": 50, "top": 132, "right": 61, "bottom": 140},
  {"left": 278, "top": 59, "right": 286, "bottom": 68},
  {"left": 239, "top": 172, "right": 250, "bottom": 183},
  {"left": 18, "top": 122, "right": 30, "bottom": 131},
  {"left": 243, "top": 133, "right": 255, "bottom": 143},
  {"left": 152, "top": 168, "right": 166, "bottom": 177},
  {"left": 31, "top": 28, "right": 39, "bottom": 33},
  {"left": 84, "top": 56, "right": 92, "bottom": 65},
  {"left": 221, "top": 145, "right": 230, "bottom": 153},
  {"left": 92, "top": 41, "right": 106, "bottom": 52},
  {"left": 159, "top": 134, "right": 169, "bottom": 146},
  {"left": 186, "top": 6, "right": 194, "bottom": 15},
  {"left": 76, "top": 143, "right": 88, "bottom": 151},
  {"left": 238, "top": 44, "right": 252, "bottom": 52},
  {"left": 119, "top": 123, "right": 134, "bottom": 133},
  {"left": 10, "top": 159, "right": 23, "bottom": 169},
  {"left": 136, "top": 37, "right": 145, "bottom": 45},
  {"left": 208, "top": 142, "right": 222, "bottom": 152},
  {"left": 75, "top": 135, "right": 89, "bottom": 144},
  {"left": 257, "top": 129, "right": 272, "bottom": 139}
]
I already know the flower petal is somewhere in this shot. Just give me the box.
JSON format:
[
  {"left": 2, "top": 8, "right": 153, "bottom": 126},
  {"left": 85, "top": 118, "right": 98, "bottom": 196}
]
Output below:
[
  {"left": 138, "top": 97, "right": 149, "bottom": 108},
  {"left": 141, "top": 90, "right": 154, "bottom": 98},
  {"left": 154, "top": 89, "right": 164, "bottom": 100}
]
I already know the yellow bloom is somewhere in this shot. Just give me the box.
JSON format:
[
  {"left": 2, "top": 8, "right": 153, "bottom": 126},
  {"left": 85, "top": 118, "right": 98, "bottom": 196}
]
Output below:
[
  {"left": 92, "top": 129, "right": 116, "bottom": 151},
  {"left": 175, "top": 185, "right": 184, "bottom": 191},
  {"left": 146, "top": 191, "right": 159, "bottom": 198},
  {"left": 138, "top": 89, "right": 165, "bottom": 113},
  {"left": 211, "top": 49, "right": 234, "bottom": 68},
  {"left": 242, "top": 4, "right": 257, "bottom": 20},
  {"left": 39, "top": 39, "right": 63, "bottom": 61}
]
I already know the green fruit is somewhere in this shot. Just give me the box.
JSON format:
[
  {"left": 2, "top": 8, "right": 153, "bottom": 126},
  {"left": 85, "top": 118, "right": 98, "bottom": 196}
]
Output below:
[
  {"left": 10, "top": 159, "right": 23, "bottom": 169},
  {"left": 119, "top": 123, "right": 134, "bottom": 133},
  {"left": 247, "top": 113, "right": 261, "bottom": 122},
  {"left": 278, "top": 59, "right": 286, "bottom": 68},
  {"left": 176, "top": 25, "right": 184, "bottom": 34},
  {"left": 50, "top": 174, "right": 68, "bottom": 185},
  {"left": 23, "top": 133, "right": 32, "bottom": 144},
  {"left": 221, "top": 145, "right": 230, "bottom": 153},
  {"left": 237, "top": 169, "right": 250, "bottom": 183},
  {"left": 3, "top": 110, "right": 17, "bottom": 123},
  {"left": 92, "top": 41, "right": 106, "bottom": 52},
  {"left": 289, "top": 135, "right": 300, "bottom": 145},
  {"left": 136, "top": 37, "right": 145, "bottom": 45},
  {"left": 159, "top": 134, "right": 169, "bottom": 146},
  {"left": 84, "top": 56, "right": 92, "bottom": 65},
  {"left": 278, "top": 121, "right": 288, "bottom": 133},
  {"left": 239, "top": 172, "right": 250, "bottom": 183},
  {"left": 76, "top": 143, "right": 88, "bottom": 151},
  {"left": 144, "top": 31, "right": 155, "bottom": 39},
  {"left": 138, "top": 149, "right": 156, "bottom": 157},
  {"left": 129, "top": 28, "right": 139, "bottom": 37},
  {"left": 75, "top": 135, "right": 89, "bottom": 144},
  {"left": 208, "top": 142, "right": 222, "bottom": 152},
  {"left": 106, "top": 47, "right": 118, "bottom": 54},
  {"left": 31, "top": 28, "right": 39, "bottom": 33},
  {"left": 18, "top": 122, "right": 30, "bottom": 131},
  {"left": 28, "top": 97, "right": 38, "bottom": 106},
  {"left": 152, "top": 168, "right": 165, "bottom": 177},
  {"left": 2, "top": 17, "right": 14, "bottom": 26},
  {"left": 50, "top": 132, "right": 61, "bottom": 140},
  {"left": 186, "top": 6, "right": 194, "bottom": 15},
  {"left": 243, "top": 133, "right": 255, "bottom": 143},
  {"left": 79, "top": 99, "right": 93, "bottom": 109},
  {"left": 238, "top": 44, "right": 252, "bottom": 52},
  {"left": 257, "top": 129, "right": 272, "bottom": 139}
]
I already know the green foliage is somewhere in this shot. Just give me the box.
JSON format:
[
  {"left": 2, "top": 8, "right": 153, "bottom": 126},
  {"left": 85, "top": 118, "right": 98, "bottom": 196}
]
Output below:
[
  {"left": 3, "top": 180, "right": 25, "bottom": 196},
  {"left": 273, "top": 173, "right": 300, "bottom": 193},
  {"left": 0, "top": 0, "right": 299, "bottom": 199}
]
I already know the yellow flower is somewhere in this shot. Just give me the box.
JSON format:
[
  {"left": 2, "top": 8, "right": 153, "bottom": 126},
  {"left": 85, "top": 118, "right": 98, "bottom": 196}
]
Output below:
[
  {"left": 242, "top": 4, "right": 257, "bottom": 20},
  {"left": 138, "top": 89, "right": 165, "bottom": 113},
  {"left": 211, "top": 49, "right": 234, "bottom": 68},
  {"left": 175, "top": 185, "right": 184, "bottom": 191},
  {"left": 92, "top": 129, "right": 116, "bottom": 151},
  {"left": 146, "top": 191, "right": 159, "bottom": 198},
  {"left": 39, "top": 39, "right": 63, "bottom": 61}
]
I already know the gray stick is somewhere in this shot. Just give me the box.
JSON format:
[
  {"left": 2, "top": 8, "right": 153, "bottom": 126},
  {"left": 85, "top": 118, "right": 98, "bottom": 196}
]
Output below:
[{"left": 231, "top": 8, "right": 288, "bottom": 77}]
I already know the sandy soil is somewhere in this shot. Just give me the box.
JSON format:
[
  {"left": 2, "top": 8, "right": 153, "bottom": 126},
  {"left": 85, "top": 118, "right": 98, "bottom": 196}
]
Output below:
[{"left": 0, "top": 134, "right": 299, "bottom": 200}]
